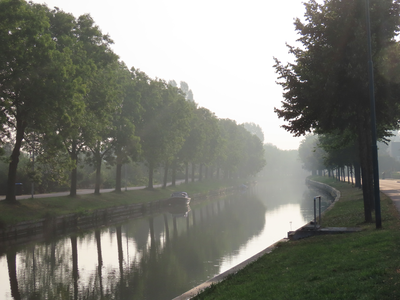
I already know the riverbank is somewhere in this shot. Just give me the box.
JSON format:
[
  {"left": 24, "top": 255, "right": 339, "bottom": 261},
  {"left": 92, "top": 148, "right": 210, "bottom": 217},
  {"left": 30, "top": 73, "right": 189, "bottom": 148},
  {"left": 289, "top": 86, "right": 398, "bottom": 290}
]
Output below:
[
  {"left": 0, "top": 179, "right": 243, "bottom": 227},
  {"left": 190, "top": 176, "right": 400, "bottom": 300}
]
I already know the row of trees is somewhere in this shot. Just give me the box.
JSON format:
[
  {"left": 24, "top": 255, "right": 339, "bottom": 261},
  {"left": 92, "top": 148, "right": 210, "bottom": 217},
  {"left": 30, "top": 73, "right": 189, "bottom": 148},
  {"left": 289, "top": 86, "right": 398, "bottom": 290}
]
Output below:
[
  {"left": 298, "top": 133, "right": 400, "bottom": 182},
  {"left": 274, "top": 0, "right": 400, "bottom": 223},
  {"left": 0, "top": 0, "right": 266, "bottom": 203}
]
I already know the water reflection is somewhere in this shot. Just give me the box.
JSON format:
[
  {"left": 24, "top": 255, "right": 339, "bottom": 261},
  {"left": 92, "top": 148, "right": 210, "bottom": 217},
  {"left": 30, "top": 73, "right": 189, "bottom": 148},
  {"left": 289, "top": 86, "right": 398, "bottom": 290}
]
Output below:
[{"left": 0, "top": 179, "right": 332, "bottom": 300}]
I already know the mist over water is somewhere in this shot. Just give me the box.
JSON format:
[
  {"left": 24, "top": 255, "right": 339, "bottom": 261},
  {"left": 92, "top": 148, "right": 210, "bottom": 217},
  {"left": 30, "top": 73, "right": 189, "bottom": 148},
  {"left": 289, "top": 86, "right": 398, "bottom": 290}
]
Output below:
[{"left": 0, "top": 176, "right": 333, "bottom": 300}]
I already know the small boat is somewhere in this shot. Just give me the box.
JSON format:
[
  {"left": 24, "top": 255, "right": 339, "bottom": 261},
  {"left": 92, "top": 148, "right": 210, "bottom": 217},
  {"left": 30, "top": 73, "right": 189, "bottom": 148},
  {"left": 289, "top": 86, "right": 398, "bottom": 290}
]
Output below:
[{"left": 166, "top": 191, "right": 191, "bottom": 205}]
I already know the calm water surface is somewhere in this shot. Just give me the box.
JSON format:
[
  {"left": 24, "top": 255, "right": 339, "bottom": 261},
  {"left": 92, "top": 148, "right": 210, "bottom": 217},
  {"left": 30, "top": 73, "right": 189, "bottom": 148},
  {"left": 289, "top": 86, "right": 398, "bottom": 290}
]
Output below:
[{"left": 0, "top": 178, "right": 333, "bottom": 300}]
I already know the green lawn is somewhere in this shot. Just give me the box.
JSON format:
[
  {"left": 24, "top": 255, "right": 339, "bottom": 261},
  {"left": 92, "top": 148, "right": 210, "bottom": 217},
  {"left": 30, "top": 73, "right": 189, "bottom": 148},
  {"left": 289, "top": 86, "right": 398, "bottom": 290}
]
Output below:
[
  {"left": 0, "top": 179, "right": 242, "bottom": 227},
  {"left": 192, "top": 176, "right": 400, "bottom": 300}
]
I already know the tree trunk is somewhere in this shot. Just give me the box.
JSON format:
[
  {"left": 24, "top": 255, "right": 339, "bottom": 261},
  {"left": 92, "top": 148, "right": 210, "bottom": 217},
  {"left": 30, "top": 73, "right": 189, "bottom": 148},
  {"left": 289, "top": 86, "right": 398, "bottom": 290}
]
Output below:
[
  {"left": 115, "top": 163, "right": 122, "bottom": 193},
  {"left": 148, "top": 161, "right": 154, "bottom": 189},
  {"left": 171, "top": 159, "right": 176, "bottom": 186},
  {"left": 199, "top": 163, "right": 203, "bottom": 181},
  {"left": 94, "top": 153, "right": 102, "bottom": 195},
  {"left": 115, "top": 148, "right": 123, "bottom": 193},
  {"left": 69, "top": 140, "right": 78, "bottom": 197},
  {"left": 163, "top": 161, "right": 169, "bottom": 189},
  {"left": 191, "top": 163, "right": 195, "bottom": 182},
  {"left": 5, "top": 119, "right": 26, "bottom": 203},
  {"left": 354, "top": 162, "right": 361, "bottom": 188},
  {"left": 185, "top": 162, "right": 189, "bottom": 184},
  {"left": 358, "top": 129, "right": 373, "bottom": 222}
]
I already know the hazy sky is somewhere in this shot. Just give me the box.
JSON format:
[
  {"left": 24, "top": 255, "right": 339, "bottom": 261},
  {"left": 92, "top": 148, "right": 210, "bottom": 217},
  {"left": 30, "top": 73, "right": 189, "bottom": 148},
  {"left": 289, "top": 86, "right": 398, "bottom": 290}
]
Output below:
[{"left": 33, "top": 0, "right": 306, "bottom": 150}]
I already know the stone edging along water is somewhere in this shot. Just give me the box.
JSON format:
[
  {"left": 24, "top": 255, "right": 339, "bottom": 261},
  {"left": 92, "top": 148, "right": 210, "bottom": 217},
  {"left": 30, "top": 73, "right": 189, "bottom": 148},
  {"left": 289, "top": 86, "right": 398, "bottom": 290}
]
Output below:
[
  {"left": 0, "top": 186, "right": 239, "bottom": 251},
  {"left": 305, "top": 177, "right": 341, "bottom": 217},
  {"left": 173, "top": 177, "right": 342, "bottom": 300}
]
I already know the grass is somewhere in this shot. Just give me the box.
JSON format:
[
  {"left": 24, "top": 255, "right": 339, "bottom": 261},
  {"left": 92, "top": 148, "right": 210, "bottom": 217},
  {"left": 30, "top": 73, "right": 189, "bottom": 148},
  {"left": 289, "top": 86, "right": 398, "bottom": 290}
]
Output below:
[
  {"left": 192, "top": 176, "right": 400, "bottom": 300},
  {"left": 0, "top": 179, "right": 241, "bottom": 227}
]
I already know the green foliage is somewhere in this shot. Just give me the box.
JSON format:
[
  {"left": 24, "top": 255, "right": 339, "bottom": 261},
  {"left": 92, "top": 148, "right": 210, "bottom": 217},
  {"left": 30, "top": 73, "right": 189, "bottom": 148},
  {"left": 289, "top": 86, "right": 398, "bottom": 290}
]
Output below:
[
  {"left": 242, "top": 122, "right": 264, "bottom": 143},
  {"left": 298, "top": 134, "right": 326, "bottom": 174},
  {"left": 0, "top": 1, "right": 267, "bottom": 199},
  {"left": 274, "top": 0, "right": 400, "bottom": 221}
]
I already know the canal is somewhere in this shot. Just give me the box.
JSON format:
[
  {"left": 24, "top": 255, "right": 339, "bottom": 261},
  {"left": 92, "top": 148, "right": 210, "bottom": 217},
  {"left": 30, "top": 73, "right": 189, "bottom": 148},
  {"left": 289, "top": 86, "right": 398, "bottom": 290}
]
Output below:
[{"left": 0, "top": 178, "right": 333, "bottom": 300}]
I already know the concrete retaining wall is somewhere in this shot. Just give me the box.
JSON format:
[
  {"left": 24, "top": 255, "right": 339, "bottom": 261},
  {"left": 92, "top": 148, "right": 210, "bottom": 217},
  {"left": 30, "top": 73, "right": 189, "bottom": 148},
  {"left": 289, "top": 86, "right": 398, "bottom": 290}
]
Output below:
[{"left": 306, "top": 178, "right": 341, "bottom": 215}]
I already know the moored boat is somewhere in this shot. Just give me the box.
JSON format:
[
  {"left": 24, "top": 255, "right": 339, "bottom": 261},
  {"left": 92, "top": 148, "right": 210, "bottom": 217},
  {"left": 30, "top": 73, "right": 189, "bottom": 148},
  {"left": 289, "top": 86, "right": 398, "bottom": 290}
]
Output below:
[{"left": 166, "top": 191, "right": 191, "bottom": 205}]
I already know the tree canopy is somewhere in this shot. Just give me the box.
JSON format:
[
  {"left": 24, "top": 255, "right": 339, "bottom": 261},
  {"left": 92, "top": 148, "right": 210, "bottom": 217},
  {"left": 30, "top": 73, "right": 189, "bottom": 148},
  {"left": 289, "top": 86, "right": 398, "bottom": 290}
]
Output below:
[
  {"left": 274, "top": 0, "right": 400, "bottom": 222},
  {"left": 0, "top": 0, "right": 267, "bottom": 201}
]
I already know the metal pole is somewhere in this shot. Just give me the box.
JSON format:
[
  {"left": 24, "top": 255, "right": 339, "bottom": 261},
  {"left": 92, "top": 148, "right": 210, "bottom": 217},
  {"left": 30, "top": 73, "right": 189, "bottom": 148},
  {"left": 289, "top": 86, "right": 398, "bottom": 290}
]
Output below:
[
  {"left": 319, "top": 196, "right": 322, "bottom": 226},
  {"left": 31, "top": 150, "right": 35, "bottom": 199},
  {"left": 365, "top": 0, "right": 382, "bottom": 228},
  {"left": 313, "top": 197, "right": 317, "bottom": 230},
  {"left": 125, "top": 164, "right": 127, "bottom": 191}
]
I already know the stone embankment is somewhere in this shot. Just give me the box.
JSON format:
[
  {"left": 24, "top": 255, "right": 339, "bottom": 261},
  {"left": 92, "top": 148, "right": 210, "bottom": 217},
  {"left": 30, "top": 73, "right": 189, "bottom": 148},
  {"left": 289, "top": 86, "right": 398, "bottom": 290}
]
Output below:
[
  {"left": 288, "top": 178, "right": 360, "bottom": 240},
  {"left": 305, "top": 178, "right": 341, "bottom": 213}
]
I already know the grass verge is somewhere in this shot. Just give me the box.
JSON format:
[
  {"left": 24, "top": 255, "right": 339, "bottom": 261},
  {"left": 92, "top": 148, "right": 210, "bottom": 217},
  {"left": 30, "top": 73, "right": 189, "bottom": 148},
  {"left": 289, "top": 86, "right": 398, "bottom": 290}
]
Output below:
[
  {"left": 192, "top": 176, "right": 400, "bottom": 300},
  {"left": 0, "top": 179, "right": 241, "bottom": 227}
]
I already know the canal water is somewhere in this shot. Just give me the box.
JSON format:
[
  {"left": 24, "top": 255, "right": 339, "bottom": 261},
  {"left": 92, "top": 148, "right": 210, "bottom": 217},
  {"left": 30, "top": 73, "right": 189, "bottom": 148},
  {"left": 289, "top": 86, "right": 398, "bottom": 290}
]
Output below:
[{"left": 0, "top": 178, "right": 333, "bottom": 300}]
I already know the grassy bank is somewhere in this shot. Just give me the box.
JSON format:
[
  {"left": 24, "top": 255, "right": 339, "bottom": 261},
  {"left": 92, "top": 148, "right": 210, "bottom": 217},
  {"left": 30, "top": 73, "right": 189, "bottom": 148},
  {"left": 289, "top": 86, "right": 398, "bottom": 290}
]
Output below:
[
  {"left": 192, "top": 176, "right": 400, "bottom": 300},
  {"left": 0, "top": 179, "right": 241, "bottom": 227}
]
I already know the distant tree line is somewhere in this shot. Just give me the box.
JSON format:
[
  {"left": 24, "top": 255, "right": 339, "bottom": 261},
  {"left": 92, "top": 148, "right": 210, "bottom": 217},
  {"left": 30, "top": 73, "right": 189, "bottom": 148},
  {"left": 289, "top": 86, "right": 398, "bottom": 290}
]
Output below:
[
  {"left": 0, "top": 0, "right": 266, "bottom": 203},
  {"left": 298, "top": 133, "right": 400, "bottom": 182}
]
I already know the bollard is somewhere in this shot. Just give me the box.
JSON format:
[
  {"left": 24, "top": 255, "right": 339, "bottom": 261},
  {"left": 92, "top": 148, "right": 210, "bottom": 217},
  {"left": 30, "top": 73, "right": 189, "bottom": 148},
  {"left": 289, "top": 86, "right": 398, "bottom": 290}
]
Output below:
[{"left": 313, "top": 196, "right": 322, "bottom": 229}]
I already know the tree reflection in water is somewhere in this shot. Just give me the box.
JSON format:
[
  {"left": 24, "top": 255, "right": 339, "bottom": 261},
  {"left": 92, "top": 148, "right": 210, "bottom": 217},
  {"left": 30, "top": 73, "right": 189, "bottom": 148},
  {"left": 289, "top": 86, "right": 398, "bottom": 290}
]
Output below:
[{"left": 1, "top": 180, "right": 329, "bottom": 300}]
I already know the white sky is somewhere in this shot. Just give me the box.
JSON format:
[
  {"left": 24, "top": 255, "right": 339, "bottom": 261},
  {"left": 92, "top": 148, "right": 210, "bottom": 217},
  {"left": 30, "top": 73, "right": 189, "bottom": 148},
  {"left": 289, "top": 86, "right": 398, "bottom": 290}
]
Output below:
[{"left": 33, "top": 0, "right": 306, "bottom": 150}]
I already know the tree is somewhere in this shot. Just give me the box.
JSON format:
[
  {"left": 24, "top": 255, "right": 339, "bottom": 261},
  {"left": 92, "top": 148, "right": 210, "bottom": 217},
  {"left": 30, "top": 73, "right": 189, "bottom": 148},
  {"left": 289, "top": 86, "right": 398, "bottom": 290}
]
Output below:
[
  {"left": 238, "top": 126, "right": 266, "bottom": 177},
  {"left": 136, "top": 77, "right": 191, "bottom": 189},
  {"left": 180, "top": 81, "right": 194, "bottom": 102},
  {"left": 274, "top": 0, "right": 400, "bottom": 222},
  {"left": 298, "top": 135, "right": 326, "bottom": 176},
  {"left": 242, "top": 122, "right": 265, "bottom": 143},
  {"left": 318, "top": 131, "right": 361, "bottom": 185},
  {"left": 111, "top": 65, "right": 141, "bottom": 193},
  {"left": 217, "top": 119, "right": 245, "bottom": 179},
  {"left": 0, "top": 1, "right": 83, "bottom": 203},
  {"left": 84, "top": 61, "right": 126, "bottom": 195},
  {"left": 177, "top": 105, "right": 206, "bottom": 183},
  {"left": 194, "top": 108, "right": 220, "bottom": 181},
  {"left": 47, "top": 13, "right": 119, "bottom": 197}
]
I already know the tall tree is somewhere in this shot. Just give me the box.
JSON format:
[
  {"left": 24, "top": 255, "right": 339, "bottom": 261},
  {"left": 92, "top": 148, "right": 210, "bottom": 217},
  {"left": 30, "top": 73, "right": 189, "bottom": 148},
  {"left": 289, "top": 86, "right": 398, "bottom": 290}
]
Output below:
[
  {"left": 298, "top": 134, "right": 326, "bottom": 176},
  {"left": 242, "top": 122, "right": 265, "bottom": 143},
  {"left": 274, "top": 0, "right": 400, "bottom": 222},
  {"left": 49, "top": 13, "right": 119, "bottom": 196},
  {"left": 84, "top": 61, "right": 125, "bottom": 194},
  {"left": 180, "top": 81, "right": 194, "bottom": 102},
  {"left": 136, "top": 77, "right": 191, "bottom": 189},
  {"left": 0, "top": 1, "right": 83, "bottom": 202},
  {"left": 238, "top": 126, "right": 266, "bottom": 177},
  {"left": 111, "top": 65, "right": 141, "bottom": 193}
]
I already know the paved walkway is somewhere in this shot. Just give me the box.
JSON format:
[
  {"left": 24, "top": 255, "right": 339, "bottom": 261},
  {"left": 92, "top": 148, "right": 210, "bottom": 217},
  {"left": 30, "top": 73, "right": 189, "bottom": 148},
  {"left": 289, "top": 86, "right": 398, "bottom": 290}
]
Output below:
[
  {"left": 378, "top": 179, "right": 400, "bottom": 213},
  {"left": 1, "top": 180, "right": 186, "bottom": 200}
]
